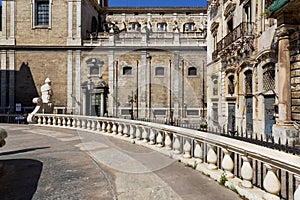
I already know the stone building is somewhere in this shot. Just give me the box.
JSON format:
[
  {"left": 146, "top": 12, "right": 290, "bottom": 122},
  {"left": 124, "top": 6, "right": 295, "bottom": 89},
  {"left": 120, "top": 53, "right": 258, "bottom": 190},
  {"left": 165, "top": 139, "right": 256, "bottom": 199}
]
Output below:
[
  {"left": 0, "top": 0, "right": 207, "bottom": 123},
  {"left": 206, "top": 0, "right": 300, "bottom": 143}
]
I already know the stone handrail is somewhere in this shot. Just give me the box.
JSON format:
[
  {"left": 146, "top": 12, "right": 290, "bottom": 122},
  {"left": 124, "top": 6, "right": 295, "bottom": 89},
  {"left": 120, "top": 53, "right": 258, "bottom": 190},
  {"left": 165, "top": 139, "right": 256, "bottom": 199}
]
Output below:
[{"left": 33, "top": 114, "right": 300, "bottom": 200}]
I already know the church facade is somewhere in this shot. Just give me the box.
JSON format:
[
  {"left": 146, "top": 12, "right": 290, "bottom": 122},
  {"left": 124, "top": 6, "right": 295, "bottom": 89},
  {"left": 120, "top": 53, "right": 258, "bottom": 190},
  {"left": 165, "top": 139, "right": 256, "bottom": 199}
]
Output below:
[{"left": 0, "top": 0, "right": 207, "bottom": 123}]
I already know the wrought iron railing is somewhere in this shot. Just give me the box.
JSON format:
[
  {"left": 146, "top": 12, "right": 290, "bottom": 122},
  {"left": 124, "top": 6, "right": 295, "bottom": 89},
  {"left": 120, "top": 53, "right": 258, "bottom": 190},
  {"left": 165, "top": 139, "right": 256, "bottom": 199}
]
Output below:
[
  {"left": 212, "top": 50, "right": 218, "bottom": 60},
  {"left": 217, "top": 22, "right": 255, "bottom": 52}
]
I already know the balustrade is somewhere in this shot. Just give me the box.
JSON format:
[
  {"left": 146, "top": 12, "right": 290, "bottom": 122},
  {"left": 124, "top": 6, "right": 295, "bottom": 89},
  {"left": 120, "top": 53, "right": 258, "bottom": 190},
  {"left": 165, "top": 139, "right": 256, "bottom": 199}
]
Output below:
[{"left": 33, "top": 114, "right": 300, "bottom": 200}]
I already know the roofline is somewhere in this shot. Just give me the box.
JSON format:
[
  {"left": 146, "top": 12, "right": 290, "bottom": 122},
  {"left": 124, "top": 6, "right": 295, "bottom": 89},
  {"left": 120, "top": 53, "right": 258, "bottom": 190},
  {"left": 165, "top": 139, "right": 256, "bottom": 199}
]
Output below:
[{"left": 103, "top": 7, "right": 207, "bottom": 14}]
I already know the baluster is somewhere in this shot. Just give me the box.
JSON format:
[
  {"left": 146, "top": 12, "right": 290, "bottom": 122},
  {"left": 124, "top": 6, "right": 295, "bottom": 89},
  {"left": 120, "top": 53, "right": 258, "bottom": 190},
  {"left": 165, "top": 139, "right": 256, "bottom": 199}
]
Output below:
[
  {"left": 222, "top": 148, "right": 234, "bottom": 179},
  {"left": 97, "top": 121, "right": 101, "bottom": 131},
  {"left": 241, "top": 156, "right": 253, "bottom": 188},
  {"left": 47, "top": 116, "right": 52, "bottom": 125},
  {"left": 148, "top": 129, "right": 155, "bottom": 145},
  {"left": 67, "top": 117, "right": 71, "bottom": 127},
  {"left": 156, "top": 131, "right": 163, "bottom": 147},
  {"left": 91, "top": 120, "right": 96, "bottom": 130},
  {"left": 112, "top": 122, "right": 118, "bottom": 135},
  {"left": 263, "top": 164, "right": 281, "bottom": 198},
  {"left": 37, "top": 116, "right": 42, "bottom": 125},
  {"left": 52, "top": 116, "right": 57, "bottom": 126},
  {"left": 107, "top": 122, "right": 112, "bottom": 133},
  {"left": 173, "top": 134, "right": 181, "bottom": 154},
  {"left": 86, "top": 119, "right": 91, "bottom": 129},
  {"left": 123, "top": 124, "right": 129, "bottom": 137},
  {"left": 129, "top": 124, "right": 135, "bottom": 138},
  {"left": 57, "top": 117, "right": 62, "bottom": 126},
  {"left": 43, "top": 116, "right": 47, "bottom": 125},
  {"left": 183, "top": 138, "right": 192, "bottom": 158},
  {"left": 72, "top": 118, "right": 76, "bottom": 128},
  {"left": 142, "top": 127, "right": 148, "bottom": 142},
  {"left": 194, "top": 141, "right": 203, "bottom": 163},
  {"left": 207, "top": 145, "right": 218, "bottom": 170},
  {"left": 117, "top": 123, "right": 123, "bottom": 136},
  {"left": 135, "top": 125, "right": 141, "bottom": 140},
  {"left": 294, "top": 175, "right": 300, "bottom": 200},
  {"left": 102, "top": 121, "right": 107, "bottom": 132},
  {"left": 164, "top": 131, "right": 172, "bottom": 150},
  {"left": 62, "top": 117, "right": 66, "bottom": 126},
  {"left": 76, "top": 118, "right": 81, "bottom": 128}
]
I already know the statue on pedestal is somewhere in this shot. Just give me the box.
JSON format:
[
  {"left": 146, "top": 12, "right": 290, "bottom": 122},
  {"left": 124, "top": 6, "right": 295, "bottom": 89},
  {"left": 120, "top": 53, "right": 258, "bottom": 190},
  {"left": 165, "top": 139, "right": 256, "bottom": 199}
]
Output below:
[{"left": 27, "top": 78, "right": 54, "bottom": 123}]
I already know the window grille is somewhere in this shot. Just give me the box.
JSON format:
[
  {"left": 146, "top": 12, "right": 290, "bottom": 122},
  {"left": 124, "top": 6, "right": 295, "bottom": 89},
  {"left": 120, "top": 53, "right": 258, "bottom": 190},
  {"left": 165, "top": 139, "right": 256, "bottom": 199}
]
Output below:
[
  {"left": 263, "top": 64, "right": 275, "bottom": 91},
  {"left": 245, "top": 70, "right": 252, "bottom": 95},
  {"left": 36, "top": 1, "right": 49, "bottom": 26}
]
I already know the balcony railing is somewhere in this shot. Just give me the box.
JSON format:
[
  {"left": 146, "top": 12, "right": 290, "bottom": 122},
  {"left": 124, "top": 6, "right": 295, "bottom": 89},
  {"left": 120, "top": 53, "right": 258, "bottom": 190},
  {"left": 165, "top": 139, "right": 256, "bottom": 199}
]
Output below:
[
  {"left": 265, "top": 0, "right": 275, "bottom": 9},
  {"left": 217, "top": 22, "right": 255, "bottom": 52},
  {"left": 83, "top": 31, "right": 207, "bottom": 47},
  {"left": 33, "top": 113, "right": 300, "bottom": 200}
]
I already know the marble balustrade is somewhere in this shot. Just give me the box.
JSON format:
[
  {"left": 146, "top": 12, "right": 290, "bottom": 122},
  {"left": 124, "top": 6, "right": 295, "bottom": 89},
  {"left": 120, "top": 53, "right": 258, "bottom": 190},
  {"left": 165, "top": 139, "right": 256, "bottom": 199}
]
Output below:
[{"left": 34, "top": 114, "right": 300, "bottom": 200}]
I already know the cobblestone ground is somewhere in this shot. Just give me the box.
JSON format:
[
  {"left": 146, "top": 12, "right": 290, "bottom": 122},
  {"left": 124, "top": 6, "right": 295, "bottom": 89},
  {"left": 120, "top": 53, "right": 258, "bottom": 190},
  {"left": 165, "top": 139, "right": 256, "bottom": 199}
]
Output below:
[{"left": 0, "top": 124, "right": 241, "bottom": 200}]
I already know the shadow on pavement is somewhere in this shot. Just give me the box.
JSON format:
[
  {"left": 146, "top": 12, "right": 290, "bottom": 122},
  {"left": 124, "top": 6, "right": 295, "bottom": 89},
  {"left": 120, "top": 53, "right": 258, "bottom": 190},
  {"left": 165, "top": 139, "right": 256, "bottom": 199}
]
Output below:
[
  {"left": 0, "top": 146, "right": 50, "bottom": 156},
  {"left": 0, "top": 159, "right": 43, "bottom": 200}
]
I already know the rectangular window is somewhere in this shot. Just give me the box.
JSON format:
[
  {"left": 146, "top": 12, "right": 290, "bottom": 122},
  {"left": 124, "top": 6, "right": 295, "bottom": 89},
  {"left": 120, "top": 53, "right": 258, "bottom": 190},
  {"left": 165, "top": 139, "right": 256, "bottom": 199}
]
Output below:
[
  {"left": 36, "top": 1, "right": 49, "bottom": 26},
  {"left": 154, "top": 110, "right": 166, "bottom": 116},
  {"left": 187, "top": 110, "right": 199, "bottom": 116},
  {"left": 212, "top": 103, "right": 218, "bottom": 122},
  {"left": 121, "top": 109, "right": 131, "bottom": 115}
]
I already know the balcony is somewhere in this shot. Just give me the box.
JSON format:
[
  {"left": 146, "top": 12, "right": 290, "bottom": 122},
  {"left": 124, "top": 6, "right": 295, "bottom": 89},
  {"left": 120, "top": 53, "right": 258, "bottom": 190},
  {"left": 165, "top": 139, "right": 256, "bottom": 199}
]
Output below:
[
  {"left": 83, "top": 31, "right": 207, "bottom": 47},
  {"left": 216, "top": 22, "right": 255, "bottom": 53}
]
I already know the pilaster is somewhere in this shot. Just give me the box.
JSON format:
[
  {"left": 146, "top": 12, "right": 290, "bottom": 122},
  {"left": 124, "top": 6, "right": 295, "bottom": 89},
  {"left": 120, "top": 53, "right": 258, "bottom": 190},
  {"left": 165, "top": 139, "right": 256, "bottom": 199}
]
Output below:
[
  {"left": 75, "top": 50, "right": 81, "bottom": 114},
  {"left": 173, "top": 52, "right": 180, "bottom": 119},
  {"left": 8, "top": 50, "right": 15, "bottom": 112},
  {"left": 1, "top": 51, "right": 7, "bottom": 113},
  {"left": 67, "top": 50, "right": 73, "bottom": 112},
  {"left": 140, "top": 51, "right": 147, "bottom": 118},
  {"left": 108, "top": 51, "right": 114, "bottom": 116}
]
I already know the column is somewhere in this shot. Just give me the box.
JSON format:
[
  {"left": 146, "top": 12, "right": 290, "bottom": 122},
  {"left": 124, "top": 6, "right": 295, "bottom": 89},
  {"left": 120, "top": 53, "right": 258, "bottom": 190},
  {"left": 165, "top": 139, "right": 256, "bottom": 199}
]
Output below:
[
  {"left": 75, "top": 50, "right": 81, "bottom": 114},
  {"left": 67, "top": 50, "right": 73, "bottom": 112},
  {"left": 276, "top": 25, "right": 292, "bottom": 124},
  {"left": 100, "top": 93, "right": 105, "bottom": 117},
  {"left": 8, "top": 50, "right": 15, "bottom": 112},
  {"left": 108, "top": 51, "right": 114, "bottom": 116},
  {"left": 1, "top": 51, "right": 7, "bottom": 113}
]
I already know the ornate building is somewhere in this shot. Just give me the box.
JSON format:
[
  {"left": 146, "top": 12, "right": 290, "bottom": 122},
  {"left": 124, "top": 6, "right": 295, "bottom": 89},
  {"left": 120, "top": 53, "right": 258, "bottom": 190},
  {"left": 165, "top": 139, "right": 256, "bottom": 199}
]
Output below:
[
  {"left": 0, "top": 0, "right": 207, "bottom": 123},
  {"left": 206, "top": 0, "right": 300, "bottom": 143}
]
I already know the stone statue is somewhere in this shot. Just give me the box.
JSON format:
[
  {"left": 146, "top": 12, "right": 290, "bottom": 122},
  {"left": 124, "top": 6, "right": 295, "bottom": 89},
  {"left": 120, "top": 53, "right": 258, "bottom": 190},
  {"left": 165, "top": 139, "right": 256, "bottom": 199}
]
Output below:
[
  {"left": 27, "top": 78, "right": 54, "bottom": 123},
  {"left": 173, "top": 21, "right": 179, "bottom": 32},
  {"left": 41, "top": 78, "right": 53, "bottom": 103}
]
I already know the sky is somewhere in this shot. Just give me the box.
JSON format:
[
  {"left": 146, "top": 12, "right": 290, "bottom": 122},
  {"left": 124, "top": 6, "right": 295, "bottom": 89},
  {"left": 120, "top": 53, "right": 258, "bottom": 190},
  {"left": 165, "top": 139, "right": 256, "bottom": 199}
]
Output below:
[
  {"left": 109, "top": 0, "right": 207, "bottom": 7},
  {"left": 0, "top": 0, "right": 206, "bottom": 7}
]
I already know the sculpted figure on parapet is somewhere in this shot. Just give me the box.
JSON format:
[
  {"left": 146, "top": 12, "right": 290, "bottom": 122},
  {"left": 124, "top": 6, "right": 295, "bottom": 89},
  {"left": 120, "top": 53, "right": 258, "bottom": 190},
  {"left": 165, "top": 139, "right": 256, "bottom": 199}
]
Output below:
[{"left": 27, "top": 77, "right": 54, "bottom": 123}]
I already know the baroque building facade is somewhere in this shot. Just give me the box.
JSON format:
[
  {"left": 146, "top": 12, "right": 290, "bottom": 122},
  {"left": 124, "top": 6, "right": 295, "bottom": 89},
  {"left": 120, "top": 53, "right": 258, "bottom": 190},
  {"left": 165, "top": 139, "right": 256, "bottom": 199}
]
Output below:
[
  {"left": 206, "top": 0, "right": 300, "bottom": 143},
  {"left": 0, "top": 0, "right": 207, "bottom": 123}
]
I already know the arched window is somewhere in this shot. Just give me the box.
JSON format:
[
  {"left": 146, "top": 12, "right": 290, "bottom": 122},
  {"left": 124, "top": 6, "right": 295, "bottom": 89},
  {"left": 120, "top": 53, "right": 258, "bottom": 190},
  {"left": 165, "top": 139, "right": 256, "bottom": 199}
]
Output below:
[
  {"left": 155, "top": 67, "right": 165, "bottom": 76},
  {"left": 244, "top": 70, "right": 252, "bottom": 95},
  {"left": 263, "top": 63, "right": 275, "bottom": 91},
  {"left": 123, "top": 66, "right": 132, "bottom": 75},
  {"left": 188, "top": 67, "right": 197, "bottom": 76},
  {"left": 228, "top": 75, "right": 234, "bottom": 95}
]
